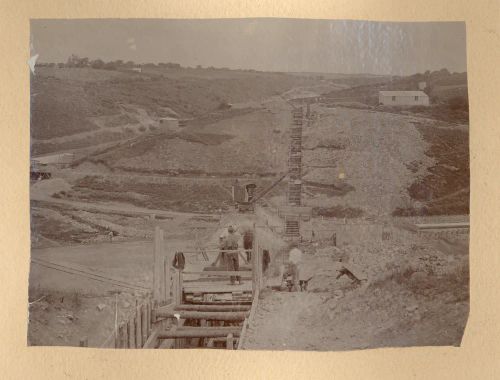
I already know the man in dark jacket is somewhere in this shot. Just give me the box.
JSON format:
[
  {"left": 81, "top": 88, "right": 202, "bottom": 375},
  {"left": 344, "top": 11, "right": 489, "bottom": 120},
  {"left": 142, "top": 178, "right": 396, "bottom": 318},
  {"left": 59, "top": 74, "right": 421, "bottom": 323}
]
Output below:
[{"left": 243, "top": 230, "right": 253, "bottom": 262}]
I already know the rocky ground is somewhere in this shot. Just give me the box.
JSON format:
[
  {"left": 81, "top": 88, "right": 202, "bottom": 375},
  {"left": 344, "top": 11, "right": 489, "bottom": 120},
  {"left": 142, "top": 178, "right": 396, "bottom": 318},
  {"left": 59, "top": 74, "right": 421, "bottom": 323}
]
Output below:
[{"left": 243, "top": 227, "right": 469, "bottom": 351}]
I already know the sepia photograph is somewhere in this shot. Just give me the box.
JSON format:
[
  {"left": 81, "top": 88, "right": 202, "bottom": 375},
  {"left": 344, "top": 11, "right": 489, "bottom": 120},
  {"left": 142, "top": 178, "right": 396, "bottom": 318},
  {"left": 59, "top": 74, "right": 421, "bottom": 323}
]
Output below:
[{"left": 28, "top": 18, "right": 469, "bottom": 350}]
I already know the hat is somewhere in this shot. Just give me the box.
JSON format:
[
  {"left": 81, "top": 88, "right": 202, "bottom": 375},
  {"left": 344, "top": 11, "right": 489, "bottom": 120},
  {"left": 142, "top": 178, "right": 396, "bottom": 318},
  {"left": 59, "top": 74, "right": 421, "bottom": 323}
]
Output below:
[{"left": 219, "top": 234, "right": 224, "bottom": 239}]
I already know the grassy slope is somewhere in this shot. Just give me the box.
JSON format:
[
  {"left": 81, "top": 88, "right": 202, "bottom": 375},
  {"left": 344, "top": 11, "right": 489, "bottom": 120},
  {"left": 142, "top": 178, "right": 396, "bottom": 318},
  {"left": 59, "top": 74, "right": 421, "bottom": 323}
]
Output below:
[{"left": 31, "top": 67, "right": 316, "bottom": 141}]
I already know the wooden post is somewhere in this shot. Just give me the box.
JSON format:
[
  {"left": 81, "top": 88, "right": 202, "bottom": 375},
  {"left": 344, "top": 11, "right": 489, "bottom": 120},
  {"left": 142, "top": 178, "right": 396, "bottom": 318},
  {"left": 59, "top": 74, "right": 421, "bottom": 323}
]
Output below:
[
  {"left": 226, "top": 333, "right": 234, "bottom": 350},
  {"left": 141, "top": 304, "right": 148, "bottom": 345},
  {"left": 135, "top": 301, "right": 142, "bottom": 348},
  {"left": 199, "top": 319, "right": 207, "bottom": 347},
  {"left": 128, "top": 317, "right": 135, "bottom": 348},
  {"left": 154, "top": 226, "right": 166, "bottom": 304},
  {"left": 173, "top": 270, "right": 183, "bottom": 305},
  {"left": 251, "top": 223, "right": 258, "bottom": 295},
  {"left": 146, "top": 299, "right": 151, "bottom": 337}
]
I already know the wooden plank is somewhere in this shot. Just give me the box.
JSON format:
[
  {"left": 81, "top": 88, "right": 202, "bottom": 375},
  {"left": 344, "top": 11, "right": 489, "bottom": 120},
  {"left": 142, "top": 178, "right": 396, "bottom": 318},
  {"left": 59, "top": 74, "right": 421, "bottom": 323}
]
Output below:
[
  {"left": 175, "top": 304, "right": 251, "bottom": 312},
  {"left": 156, "top": 310, "right": 249, "bottom": 321}
]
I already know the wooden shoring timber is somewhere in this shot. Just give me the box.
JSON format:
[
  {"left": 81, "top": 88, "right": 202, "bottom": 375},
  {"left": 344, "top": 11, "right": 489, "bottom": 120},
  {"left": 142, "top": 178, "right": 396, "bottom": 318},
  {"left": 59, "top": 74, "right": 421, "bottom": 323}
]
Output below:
[
  {"left": 157, "top": 328, "right": 242, "bottom": 339},
  {"left": 175, "top": 304, "right": 251, "bottom": 312},
  {"left": 415, "top": 222, "right": 470, "bottom": 230},
  {"left": 183, "top": 270, "right": 252, "bottom": 277},
  {"left": 155, "top": 310, "right": 249, "bottom": 321}
]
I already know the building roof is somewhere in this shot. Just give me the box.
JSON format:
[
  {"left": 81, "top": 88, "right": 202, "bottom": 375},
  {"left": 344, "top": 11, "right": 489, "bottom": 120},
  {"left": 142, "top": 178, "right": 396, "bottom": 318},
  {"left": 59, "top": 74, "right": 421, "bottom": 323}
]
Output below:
[{"left": 379, "top": 90, "right": 428, "bottom": 97}]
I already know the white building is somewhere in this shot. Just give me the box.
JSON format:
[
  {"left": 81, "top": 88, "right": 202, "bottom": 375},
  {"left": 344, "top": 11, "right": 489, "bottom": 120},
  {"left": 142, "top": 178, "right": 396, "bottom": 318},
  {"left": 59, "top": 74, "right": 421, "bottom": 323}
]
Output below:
[{"left": 379, "top": 91, "right": 430, "bottom": 106}]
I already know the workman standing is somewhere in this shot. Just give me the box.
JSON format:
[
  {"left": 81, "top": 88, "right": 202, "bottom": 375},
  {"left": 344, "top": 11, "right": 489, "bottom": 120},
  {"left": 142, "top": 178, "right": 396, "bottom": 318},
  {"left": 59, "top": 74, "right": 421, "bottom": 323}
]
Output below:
[
  {"left": 226, "top": 225, "right": 241, "bottom": 285},
  {"left": 243, "top": 230, "right": 253, "bottom": 262},
  {"left": 288, "top": 245, "right": 303, "bottom": 292},
  {"left": 212, "top": 235, "right": 227, "bottom": 268}
]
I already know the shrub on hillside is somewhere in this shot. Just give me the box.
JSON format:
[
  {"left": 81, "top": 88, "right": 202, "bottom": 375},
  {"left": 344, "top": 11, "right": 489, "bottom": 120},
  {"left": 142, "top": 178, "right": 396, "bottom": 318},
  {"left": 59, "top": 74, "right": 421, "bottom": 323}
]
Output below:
[{"left": 447, "top": 96, "right": 469, "bottom": 111}]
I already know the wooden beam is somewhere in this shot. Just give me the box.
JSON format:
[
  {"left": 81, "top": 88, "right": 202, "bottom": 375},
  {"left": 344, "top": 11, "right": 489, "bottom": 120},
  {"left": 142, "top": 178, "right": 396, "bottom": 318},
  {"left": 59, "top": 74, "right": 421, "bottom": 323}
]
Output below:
[
  {"left": 156, "top": 310, "right": 249, "bottom": 321},
  {"left": 174, "top": 304, "right": 251, "bottom": 312},
  {"left": 158, "top": 328, "right": 242, "bottom": 339},
  {"left": 415, "top": 222, "right": 469, "bottom": 230}
]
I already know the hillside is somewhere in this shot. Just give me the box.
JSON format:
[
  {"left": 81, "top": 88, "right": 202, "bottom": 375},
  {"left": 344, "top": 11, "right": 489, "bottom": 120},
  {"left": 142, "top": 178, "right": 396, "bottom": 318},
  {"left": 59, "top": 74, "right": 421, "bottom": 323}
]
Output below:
[{"left": 31, "top": 67, "right": 319, "bottom": 142}]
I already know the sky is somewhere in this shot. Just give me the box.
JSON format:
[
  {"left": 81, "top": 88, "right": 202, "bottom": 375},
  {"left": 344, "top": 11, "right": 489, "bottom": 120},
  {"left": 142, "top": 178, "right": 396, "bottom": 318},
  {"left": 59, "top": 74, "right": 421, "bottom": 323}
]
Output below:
[{"left": 31, "top": 19, "right": 467, "bottom": 76}]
